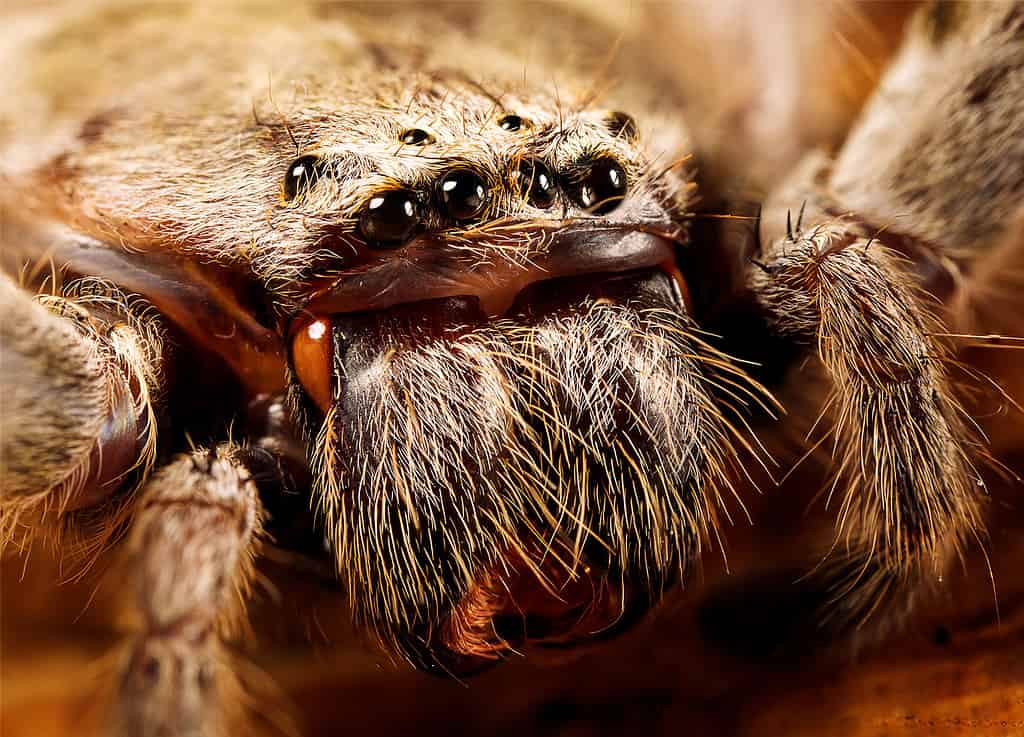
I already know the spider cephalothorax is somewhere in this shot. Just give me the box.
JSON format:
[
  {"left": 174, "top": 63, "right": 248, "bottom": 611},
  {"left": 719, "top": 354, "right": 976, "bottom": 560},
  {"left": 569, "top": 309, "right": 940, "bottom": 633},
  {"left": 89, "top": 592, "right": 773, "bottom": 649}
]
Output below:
[{"left": 267, "top": 68, "right": 753, "bottom": 669}]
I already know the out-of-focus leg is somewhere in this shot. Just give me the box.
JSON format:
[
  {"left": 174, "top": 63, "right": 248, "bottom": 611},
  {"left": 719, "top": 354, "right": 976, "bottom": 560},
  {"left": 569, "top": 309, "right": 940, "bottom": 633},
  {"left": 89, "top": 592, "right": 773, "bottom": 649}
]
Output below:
[
  {"left": 0, "top": 274, "right": 164, "bottom": 543},
  {"left": 111, "top": 443, "right": 266, "bottom": 737}
]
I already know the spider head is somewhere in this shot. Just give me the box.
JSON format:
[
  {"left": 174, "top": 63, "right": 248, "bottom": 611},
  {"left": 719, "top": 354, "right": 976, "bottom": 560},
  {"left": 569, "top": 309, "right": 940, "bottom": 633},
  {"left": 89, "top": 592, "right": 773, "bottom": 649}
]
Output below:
[{"left": 274, "top": 79, "right": 744, "bottom": 675}]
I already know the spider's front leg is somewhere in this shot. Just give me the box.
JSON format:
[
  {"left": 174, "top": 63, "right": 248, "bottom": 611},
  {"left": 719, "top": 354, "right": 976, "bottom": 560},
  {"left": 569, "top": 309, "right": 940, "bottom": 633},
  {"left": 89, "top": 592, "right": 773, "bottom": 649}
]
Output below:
[
  {"left": 0, "top": 271, "right": 286, "bottom": 733},
  {"left": 750, "top": 178, "right": 984, "bottom": 626},
  {"left": 111, "top": 442, "right": 270, "bottom": 737},
  {"left": 0, "top": 273, "right": 164, "bottom": 542},
  {"left": 748, "top": 0, "right": 1023, "bottom": 629}
]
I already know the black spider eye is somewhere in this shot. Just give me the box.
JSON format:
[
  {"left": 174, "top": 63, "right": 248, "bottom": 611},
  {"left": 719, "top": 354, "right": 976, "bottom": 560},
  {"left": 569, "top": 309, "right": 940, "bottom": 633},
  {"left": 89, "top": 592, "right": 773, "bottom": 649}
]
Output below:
[
  {"left": 437, "top": 169, "right": 487, "bottom": 221},
  {"left": 498, "top": 114, "right": 524, "bottom": 132},
  {"left": 399, "top": 128, "right": 432, "bottom": 145},
  {"left": 516, "top": 160, "right": 556, "bottom": 209},
  {"left": 358, "top": 189, "right": 419, "bottom": 249},
  {"left": 605, "top": 111, "right": 638, "bottom": 141},
  {"left": 571, "top": 157, "right": 628, "bottom": 215},
  {"left": 283, "top": 155, "right": 324, "bottom": 200}
]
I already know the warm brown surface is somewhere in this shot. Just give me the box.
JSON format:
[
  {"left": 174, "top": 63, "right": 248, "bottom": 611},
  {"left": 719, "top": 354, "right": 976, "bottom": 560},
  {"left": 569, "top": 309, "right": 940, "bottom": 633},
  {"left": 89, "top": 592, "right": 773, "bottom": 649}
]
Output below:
[{"left": 4, "top": 463, "right": 1023, "bottom": 737}]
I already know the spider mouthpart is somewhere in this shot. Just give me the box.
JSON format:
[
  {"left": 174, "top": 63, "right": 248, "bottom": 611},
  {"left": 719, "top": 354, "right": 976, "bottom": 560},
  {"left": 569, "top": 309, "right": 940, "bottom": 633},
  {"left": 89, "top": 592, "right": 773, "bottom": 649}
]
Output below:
[
  {"left": 358, "top": 188, "right": 420, "bottom": 248},
  {"left": 292, "top": 260, "right": 710, "bottom": 675},
  {"left": 304, "top": 224, "right": 681, "bottom": 317},
  {"left": 291, "top": 180, "right": 698, "bottom": 672},
  {"left": 290, "top": 317, "right": 335, "bottom": 413}
]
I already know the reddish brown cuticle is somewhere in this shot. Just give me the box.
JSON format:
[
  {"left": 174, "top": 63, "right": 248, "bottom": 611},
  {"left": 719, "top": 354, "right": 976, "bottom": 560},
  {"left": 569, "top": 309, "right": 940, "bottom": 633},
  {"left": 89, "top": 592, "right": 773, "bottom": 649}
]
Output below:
[{"left": 291, "top": 317, "right": 334, "bottom": 414}]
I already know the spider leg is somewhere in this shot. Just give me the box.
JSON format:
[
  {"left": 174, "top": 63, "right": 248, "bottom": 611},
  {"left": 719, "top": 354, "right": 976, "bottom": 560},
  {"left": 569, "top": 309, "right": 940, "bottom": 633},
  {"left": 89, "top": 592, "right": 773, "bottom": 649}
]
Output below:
[
  {"left": 749, "top": 189, "right": 985, "bottom": 630},
  {"left": 752, "top": 216, "right": 987, "bottom": 627},
  {"left": 111, "top": 442, "right": 270, "bottom": 737},
  {"left": 746, "top": 0, "right": 1023, "bottom": 634},
  {"left": 0, "top": 273, "right": 164, "bottom": 545}
]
